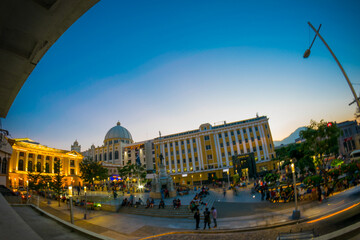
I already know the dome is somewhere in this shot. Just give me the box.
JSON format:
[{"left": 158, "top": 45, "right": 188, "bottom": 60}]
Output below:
[{"left": 104, "top": 121, "right": 133, "bottom": 142}]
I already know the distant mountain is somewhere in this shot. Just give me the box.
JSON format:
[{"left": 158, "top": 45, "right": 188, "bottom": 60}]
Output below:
[{"left": 274, "top": 127, "right": 307, "bottom": 147}]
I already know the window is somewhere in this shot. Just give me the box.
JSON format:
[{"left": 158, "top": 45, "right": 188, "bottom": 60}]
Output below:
[
  {"left": 189, "top": 158, "right": 192, "bottom": 162},
  {"left": 176, "top": 142, "right": 178, "bottom": 146},
  {"left": 233, "top": 141, "right": 236, "bottom": 145},
  {"left": 70, "top": 169, "right": 75, "bottom": 175},
  {"left": 270, "top": 144, "right": 272, "bottom": 149},
  {"left": 195, "top": 157, "right": 198, "bottom": 162},
  {"left": 170, "top": 143, "right": 173, "bottom": 147},
  {"left": 171, "top": 160, "right": 175, "bottom": 164},
  {"left": 207, "top": 154, "right": 212, "bottom": 160},
  {"left": 193, "top": 139, "right": 196, "bottom": 143},
  {"left": 194, "top": 148, "right": 197, "bottom": 152},
  {"left": 115, "top": 151, "right": 119, "bottom": 159},
  {"left": 231, "top": 131, "right": 234, "bottom": 136},
  {"left": 218, "top": 133, "right": 222, "bottom": 138},
  {"left": 259, "top": 146, "right": 263, "bottom": 151},
  {"left": 18, "top": 160, "right": 24, "bottom": 171},
  {"left": 37, "top": 155, "right": 42, "bottom": 159},
  {"left": 171, "top": 152, "right": 174, "bottom": 156},
  {"left": 36, "top": 162, "right": 41, "bottom": 172},
  {"left": 225, "top": 132, "right": 228, "bottom": 137},
  {"left": 20, "top": 152, "right": 25, "bottom": 157},
  {"left": 255, "top": 126, "right": 258, "bottom": 131},
  {"left": 239, "top": 139, "right": 242, "bottom": 144},
  {"left": 99, "top": 154, "right": 102, "bottom": 161},
  {"left": 28, "top": 161, "right": 33, "bottom": 172},
  {"left": 265, "top": 124, "right": 268, "bottom": 129},
  {"left": 46, "top": 156, "right": 50, "bottom": 160},
  {"left": 177, "top": 160, "right": 180, "bottom": 164},
  {"left": 245, "top": 139, "right": 248, "bottom": 143},
  {"left": 204, "top": 136, "right": 210, "bottom": 141},
  {"left": 45, "top": 162, "right": 50, "bottom": 173},
  {"left": 165, "top": 152, "right": 168, "bottom": 157},
  {"left": 104, "top": 154, "right": 107, "bottom": 161},
  {"left": 222, "top": 152, "right": 225, "bottom": 157},
  {"left": 205, "top": 145, "right": 211, "bottom": 150},
  {"left": 226, "top": 142, "right": 229, "bottom": 146},
  {"left": 249, "top": 128, "right": 252, "bottom": 132},
  {"left": 251, "top": 137, "right": 254, "bottom": 142},
  {"left": 188, "top": 149, "right": 191, "bottom": 153},
  {"left": 181, "top": 141, "right": 184, "bottom": 145},
  {"left": 243, "top": 129, "right": 246, "bottom": 134},
  {"left": 220, "top": 143, "right": 224, "bottom": 148},
  {"left": 183, "top": 159, "right": 186, "bottom": 164},
  {"left": 29, "top": 153, "right": 33, "bottom": 158},
  {"left": 114, "top": 140, "right": 118, "bottom": 143},
  {"left": 237, "top": 130, "right": 240, "bottom": 135},
  {"left": 176, "top": 151, "right": 179, "bottom": 155},
  {"left": 182, "top": 150, "right": 185, "bottom": 154},
  {"left": 1, "top": 158, "right": 7, "bottom": 174},
  {"left": 187, "top": 139, "right": 190, "bottom": 144},
  {"left": 70, "top": 160, "right": 75, "bottom": 167},
  {"left": 257, "top": 136, "right": 260, "bottom": 141},
  {"left": 247, "top": 148, "right": 250, "bottom": 153},
  {"left": 267, "top": 134, "right": 270, "bottom": 138},
  {"left": 95, "top": 155, "right": 97, "bottom": 161}
]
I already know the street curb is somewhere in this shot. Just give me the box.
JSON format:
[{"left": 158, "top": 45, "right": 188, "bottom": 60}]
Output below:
[
  {"left": 22, "top": 204, "right": 114, "bottom": 240},
  {"left": 314, "top": 221, "right": 360, "bottom": 240}
]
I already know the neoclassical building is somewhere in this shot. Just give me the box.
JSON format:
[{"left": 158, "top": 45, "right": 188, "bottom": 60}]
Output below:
[
  {"left": 83, "top": 122, "right": 155, "bottom": 176},
  {"left": 7, "top": 138, "right": 83, "bottom": 188},
  {"left": 153, "top": 116, "right": 276, "bottom": 185}
]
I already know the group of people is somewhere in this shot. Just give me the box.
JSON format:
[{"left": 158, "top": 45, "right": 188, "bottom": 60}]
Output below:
[
  {"left": 189, "top": 190, "right": 208, "bottom": 212},
  {"left": 194, "top": 207, "right": 217, "bottom": 230},
  {"left": 172, "top": 198, "right": 181, "bottom": 209}
]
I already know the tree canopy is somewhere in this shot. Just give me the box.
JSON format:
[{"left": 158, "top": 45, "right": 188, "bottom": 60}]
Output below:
[{"left": 79, "top": 159, "right": 108, "bottom": 184}]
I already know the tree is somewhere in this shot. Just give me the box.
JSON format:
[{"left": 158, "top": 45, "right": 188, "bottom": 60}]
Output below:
[
  {"left": 51, "top": 158, "right": 65, "bottom": 207},
  {"left": 27, "top": 171, "right": 43, "bottom": 193},
  {"left": 300, "top": 119, "right": 341, "bottom": 180},
  {"left": 79, "top": 159, "right": 108, "bottom": 185}
]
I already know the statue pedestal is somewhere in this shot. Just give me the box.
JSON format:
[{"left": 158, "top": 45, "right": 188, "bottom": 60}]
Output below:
[{"left": 150, "top": 190, "right": 176, "bottom": 199}]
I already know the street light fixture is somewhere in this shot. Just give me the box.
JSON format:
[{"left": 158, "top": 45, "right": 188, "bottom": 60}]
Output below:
[
  {"left": 291, "top": 163, "right": 300, "bottom": 220},
  {"left": 84, "top": 186, "right": 87, "bottom": 220},
  {"left": 303, "top": 22, "right": 360, "bottom": 110}
]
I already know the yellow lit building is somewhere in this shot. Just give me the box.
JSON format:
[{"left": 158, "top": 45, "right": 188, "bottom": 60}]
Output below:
[
  {"left": 7, "top": 138, "right": 83, "bottom": 188},
  {"left": 154, "top": 116, "right": 276, "bottom": 185}
]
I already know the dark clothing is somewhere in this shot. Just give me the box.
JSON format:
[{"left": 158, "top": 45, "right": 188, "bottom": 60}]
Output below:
[
  {"left": 194, "top": 212, "right": 200, "bottom": 229},
  {"left": 203, "top": 210, "right": 211, "bottom": 229}
]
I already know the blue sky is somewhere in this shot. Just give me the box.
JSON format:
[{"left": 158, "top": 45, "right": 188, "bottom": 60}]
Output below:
[{"left": 3, "top": 0, "right": 360, "bottom": 150}]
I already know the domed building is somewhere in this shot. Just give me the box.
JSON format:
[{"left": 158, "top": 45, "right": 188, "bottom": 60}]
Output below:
[{"left": 83, "top": 122, "right": 155, "bottom": 175}]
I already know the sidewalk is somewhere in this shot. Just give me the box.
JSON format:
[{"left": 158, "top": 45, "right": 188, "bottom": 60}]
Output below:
[{"left": 31, "top": 185, "right": 360, "bottom": 239}]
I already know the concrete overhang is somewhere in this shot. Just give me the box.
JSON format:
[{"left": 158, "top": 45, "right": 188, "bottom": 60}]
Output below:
[{"left": 0, "top": 0, "right": 99, "bottom": 118}]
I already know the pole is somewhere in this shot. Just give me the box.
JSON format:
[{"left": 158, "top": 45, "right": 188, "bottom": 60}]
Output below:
[
  {"left": 292, "top": 171, "right": 298, "bottom": 211},
  {"left": 69, "top": 186, "right": 74, "bottom": 224},
  {"left": 307, "top": 21, "right": 360, "bottom": 110},
  {"left": 84, "top": 186, "right": 87, "bottom": 219},
  {"left": 291, "top": 163, "right": 300, "bottom": 219},
  {"left": 227, "top": 170, "right": 230, "bottom": 188}
]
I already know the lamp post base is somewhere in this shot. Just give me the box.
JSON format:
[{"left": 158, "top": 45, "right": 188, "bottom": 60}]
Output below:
[{"left": 292, "top": 210, "right": 301, "bottom": 220}]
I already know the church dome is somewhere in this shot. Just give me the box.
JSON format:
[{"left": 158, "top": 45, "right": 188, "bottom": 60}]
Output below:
[{"left": 104, "top": 121, "right": 133, "bottom": 143}]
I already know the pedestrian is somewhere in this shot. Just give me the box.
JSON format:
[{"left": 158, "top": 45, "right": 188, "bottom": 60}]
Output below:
[
  {"left": 194, "top": 209, "right": 200, "bottom": 230},
  {"left": 203, "top": 208, "right": 211, "bottom": 229},
  {"left": 211, "top": 207, "right": 217, "bottom": 228},
  {"left": 223, "top": 187, "right": 226, "bottom": 198},
  {"left": 113, "top": 190, "right": 118, "bottom": 200}
]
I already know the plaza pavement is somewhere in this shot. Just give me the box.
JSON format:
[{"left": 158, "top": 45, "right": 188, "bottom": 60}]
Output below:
[{"left": 28, "top": 185, "right": 360, "bottom": 239}]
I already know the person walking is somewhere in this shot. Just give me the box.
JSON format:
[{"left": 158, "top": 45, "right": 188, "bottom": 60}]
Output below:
[
  {"left": 194, "top": 209, "right": 200, "bottom": 230},
  {"left": 223, "top": 187, "right": 226, "bottom": 198},
  {"left": 211, "top": 207, "right": 217, "bottom": 228},
  {"left": 203, "top": 208, "right": 211, "bottom": 230}
]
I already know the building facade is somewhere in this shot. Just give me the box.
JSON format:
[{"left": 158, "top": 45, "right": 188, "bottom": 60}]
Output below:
[
  {"left": 0, "top": 131, "right": 12, "bottom": 186},
  {"left": 153, "top": 116, "right": 276, "bottom": 185},
  {"left": 83, "top": 122, "right": 155, "bottom": 176},
  {"left": 338, "top": 120, "right": 360, "bottom": 157},
  {"left": 7, "top": 138, "right": 83, "bottom": 188},
  {"left": 71, "top": 140, "right": 81, "bottom": 153}
]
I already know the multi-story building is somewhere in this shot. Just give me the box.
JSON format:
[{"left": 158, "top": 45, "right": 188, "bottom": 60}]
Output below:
[
  {"left": 338, "top": 120, "right": 360, "bottom": 157},
  {"left": 71, "top": 140, "right": 81, "bottom": 153},
  {"left": 83, "top": 122, "right": 155, "bottom": 176},
  {"left": 153, "top": 116, "right": 276, "bottom": 185},
  {"left": 0, "top": 129, "right": 12, "bottom": 186},
  {"left": 7, "top": 138, "right": 83, "bottom": 188}
]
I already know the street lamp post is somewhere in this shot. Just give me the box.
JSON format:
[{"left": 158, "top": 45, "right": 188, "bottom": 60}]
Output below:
[
  {"left": 26, "top": 180, "right": 29, "bottom": 204},
  {"left": 291, "top": 163, "right": 300, "bottom": 220},
  {"left": 227, "top": 169, "right": 231, "bottom": 188},
  {"left": 68, "top": 186, "right": 74, "bottom": 224},
  {"left": 84, "top": 186, "right": 87, "bottom": 219},
  {"left": 304, "top": 22, "right": 360, "bottom": 110},
  {"left": 200, "top": 174, "right": 202, "bottom": 187}
]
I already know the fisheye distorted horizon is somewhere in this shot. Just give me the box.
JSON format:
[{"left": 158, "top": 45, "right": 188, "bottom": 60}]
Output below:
[{"left": 3, "top": 0, "right": 360, "bottom": 150}]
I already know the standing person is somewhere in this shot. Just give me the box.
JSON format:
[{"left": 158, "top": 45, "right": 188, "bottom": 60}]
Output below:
[
  {"left": 211, "top": 207, "right": 217, "bottom": 228},
  {"left": 203, "top": 208, "right": 211, "bottom": 230},
  {"left": 194, "top": 209, "right": 200, "bottom": 230},
  {"left": 223, "top": 187, "right": 226, "bottom": 198}
]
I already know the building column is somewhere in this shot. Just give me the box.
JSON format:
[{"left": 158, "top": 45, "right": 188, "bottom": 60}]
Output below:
[
  {"left": 33, "top": 154, "right": 37, "bottom": 172},
  {"left": 190, "top": 140, "right": 196, "bottom": 172},
  {"left": 221, "top": 132, "right": 229, "bottom": 167},
  {"left": 252, "top": 126, "right": 261, "bottom": 161},
  {"left": 51, "top": 156, "right": 55, "bottom": 173},
  {"left": 15, "top": 151, "right": 20, "bottom": 171},
  {"left": 196, "top": 137, "right": 204, "bottom": 170},
  {"left": 234, "top": 131, "right": 241, "bottom": 155},
  {"left": 25, "top": 152, "right": 29, "bottom": 171},
  {"left": 172, "top": 142, "right": 178, "bottom": 173},
  {"left": 240, "top": 128, "right": 247, "bottom": 153},
  {"left": 167, "top": 143, "right": 172, "bottom": 173},
  {"left": 178, "top": 141, "right": 184, "bottom": 173},
  {"left": 228, "top": 131, "right": 235, "bottom": 156},
  {"left": 184, "top": 141, "right": 190, "bottom": 172},
  {"left": 259, "top": 125, "right": 270, "bottom": 160},
  {"left": 213, "top": 134, "right": 221, "bottom": 168}
]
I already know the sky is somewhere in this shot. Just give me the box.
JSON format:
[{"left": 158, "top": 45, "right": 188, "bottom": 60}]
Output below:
[{"left": 3, "top": 0, "right": 360, "bottom": 151}]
